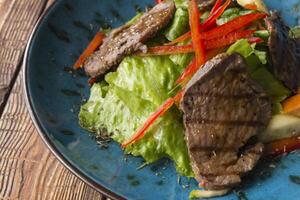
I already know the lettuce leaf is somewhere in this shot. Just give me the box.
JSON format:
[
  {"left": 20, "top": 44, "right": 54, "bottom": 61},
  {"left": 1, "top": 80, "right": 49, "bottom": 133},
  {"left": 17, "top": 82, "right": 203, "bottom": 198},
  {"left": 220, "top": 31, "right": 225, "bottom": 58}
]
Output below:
[
  {"left": 227, "top": 39, "right": 267, "bottom": 66},
  {"left": 227, "top": 39, "right": 254, "bottom": 58},
  {"left": 164, "top": 8, "right": 189, "bottom": 41},
  {"left": 217, "top": 8, "right": 255, "bottom": 25},
  {"left": 169, "top": 52, "right": 193, "bottom": 69},
  {"left": 254, "top": 30, "right": 270, "bottom": 40},
  {"left": 290, "top": 26, "right": 300, "bottom": 38},
  {"left": 163, "top": 6, "right": 192, "bottom": 67},
  {"left": 167, "top": 37, "right": 193, "bottom": 68},
  {"left": 251, "top": 68, "right": 291, "bottom": 113},
  {"left": 173, "top": 0, "right": 188, "bottom": 9},
  {"left": 105, "top": 56, "right": 184, "bottom": 105},
  {"left": 227, "top": 39, "right": 291, "bottom": 113},
  {"left": 79, "top": 56, "right": 194, "bottom": 177},
  {"left": 126, "top": 12, "right": 143, "bottom": 25}
]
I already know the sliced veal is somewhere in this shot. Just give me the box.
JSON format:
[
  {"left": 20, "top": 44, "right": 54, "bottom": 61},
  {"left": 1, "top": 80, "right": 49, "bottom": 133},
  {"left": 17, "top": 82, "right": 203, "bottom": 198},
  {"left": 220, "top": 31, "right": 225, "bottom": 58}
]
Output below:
[
  {"left": 180, "top": 53, "right": 272, "bottom": 190},
  {"left": 84, "top": 0, "right": 175, "bottom": 78},
  {"left": 265, "top": 12, "right": 300, "bottom": 93}
]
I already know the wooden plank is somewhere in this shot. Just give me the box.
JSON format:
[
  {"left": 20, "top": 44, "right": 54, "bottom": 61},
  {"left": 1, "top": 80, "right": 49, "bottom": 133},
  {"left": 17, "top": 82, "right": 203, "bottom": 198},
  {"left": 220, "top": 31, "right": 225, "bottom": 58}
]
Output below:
[
  {"left": 0, "top": 0, "right": 106, "bottom": 199},
  {"left": 0, "top": 75, "right": 104, "bottom": 200},
  {"left": 0, "top": 0, "right": 47, "bottom": 115},
  {"left": 46, "top": 0, "right": 56, "bottom": 9}
]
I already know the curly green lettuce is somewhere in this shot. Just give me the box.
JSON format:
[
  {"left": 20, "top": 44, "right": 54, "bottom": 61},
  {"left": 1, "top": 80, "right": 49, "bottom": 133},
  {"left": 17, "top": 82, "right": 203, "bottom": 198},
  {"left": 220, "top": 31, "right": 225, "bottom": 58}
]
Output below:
[
  {"left": 79, "top": 2, "right": 293, "bottom": 179},
  {"left": 79, "top": 56, "right": 194, "bottom": 177},
  {"left": 227, "top": 39, "right": 291, "bottom": 113},
  {"left": 290, "top": 26, "right": 300, "bottom": 38},
  {"left": 164, "top": 8, "right": 189, "bottom": 41}
]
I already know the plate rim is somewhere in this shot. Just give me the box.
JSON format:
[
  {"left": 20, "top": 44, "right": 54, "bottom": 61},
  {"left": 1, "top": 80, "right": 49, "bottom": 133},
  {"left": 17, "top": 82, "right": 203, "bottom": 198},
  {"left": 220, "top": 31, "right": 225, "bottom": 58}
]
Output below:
[{"left": 22, "top": 1, "right": 125, "bottom": 199}]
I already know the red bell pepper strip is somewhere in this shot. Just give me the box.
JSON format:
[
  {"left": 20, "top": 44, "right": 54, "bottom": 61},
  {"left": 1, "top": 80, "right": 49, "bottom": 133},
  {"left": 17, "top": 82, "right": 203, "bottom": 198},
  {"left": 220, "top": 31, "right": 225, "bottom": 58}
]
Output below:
[
  {"left": 121, "top": 98, "right": 174, "bottom": 148},
  {"left": 248, "top": 37, "right": 264, "bottom": 44},
  {"left": 156, "top": 0, "right": 163, "bottom": 3},
  {"left": 175, "top": 47, "right": 225, "bottom": 85},
  {"left": 74, "top": 32, "right": 105, "bottom": 69},
  {"left": 210, "top": 0, "right": 223, "bottom": 14},
  {"left": 164, "top": 12, "right": 265, "bottom": 46},
  {"left": 135, "top": 44, "right": 194, "bottom": 56},
  {"left": 165, "top": 0, "right": 231, "bottom": 45},
  {"left": 137, "top": 30, "right": 256, "bottom": 56},
  {"left": 174, "top": 89, "right": 185, "bottom": 103},
  {"left": 205, "top": 30, "right": 255, "bottom": 49},
  {"left": 166, "top": 18, "right": 261, "bottom": 47},
  {"left": 175, "top": 58, "right": 197, "bottom": 85},
  {"left": 202, "top": 0, "right": 231, "bottom": 29},
  {"left": 257, "top": 21, "right": 266, "bottom": 30},
  {"left": 265, "top": 137, "right": 300, "bottom": 156},
  {"left": 205, "top": 46, "right": 227, "bottom": 60},
  {"left": 200, "top": 13, "right": 268, "bottom": 40},
  {"left": 121, "top": 90, "right": 184, "bottom": 148},
  {"left": 188, "top": 0, "right": 206, "bottom": 67}
]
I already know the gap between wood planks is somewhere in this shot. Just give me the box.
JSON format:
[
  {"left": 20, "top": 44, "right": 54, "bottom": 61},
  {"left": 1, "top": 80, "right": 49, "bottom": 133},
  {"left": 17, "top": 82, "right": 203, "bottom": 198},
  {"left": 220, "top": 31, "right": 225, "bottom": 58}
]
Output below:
[
  {"left": 0, "top": 0, "right": 107, "bottom": 199},
  {"left": 0, "top": 0, "right": 49, "bottom": 117},
  {"left": 0, "top": 54, "right": 24, "bottom": 118}
]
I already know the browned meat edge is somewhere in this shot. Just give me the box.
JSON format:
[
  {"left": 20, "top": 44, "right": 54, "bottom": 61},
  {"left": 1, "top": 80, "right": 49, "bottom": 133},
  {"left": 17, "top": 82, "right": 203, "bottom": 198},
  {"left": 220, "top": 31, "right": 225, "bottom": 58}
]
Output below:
[
  {"left": 181, "top": 53, "right": 272, "bottom": 190},
  {"left": 265, "top": 12, "right": 300, "bottom": 93},
  {"left": 84, "top": 0, "right": 175, "bottom": 78}
]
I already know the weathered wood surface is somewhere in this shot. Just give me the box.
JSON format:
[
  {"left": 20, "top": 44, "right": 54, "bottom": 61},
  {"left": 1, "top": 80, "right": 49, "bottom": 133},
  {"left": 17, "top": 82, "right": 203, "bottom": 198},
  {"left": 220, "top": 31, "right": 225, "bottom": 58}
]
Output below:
[
  {"left": 0, "top": 0, "right": 46, "bottom": 114},
  {"left": 0, "top": 0, "right": 106, "bottom": 199}
]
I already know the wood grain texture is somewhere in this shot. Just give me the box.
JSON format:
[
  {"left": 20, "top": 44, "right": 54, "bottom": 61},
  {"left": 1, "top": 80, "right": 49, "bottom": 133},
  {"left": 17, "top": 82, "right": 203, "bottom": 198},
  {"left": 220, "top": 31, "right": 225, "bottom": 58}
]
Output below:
[
  {"left": 0, "top": 0, "right": 107, "bottom": 199},
  {"left": 0, "top": 75, "right": 104, "bottom": 200},
  {"left": 0, "top": 0, "right": 47, "bottom": 115}
]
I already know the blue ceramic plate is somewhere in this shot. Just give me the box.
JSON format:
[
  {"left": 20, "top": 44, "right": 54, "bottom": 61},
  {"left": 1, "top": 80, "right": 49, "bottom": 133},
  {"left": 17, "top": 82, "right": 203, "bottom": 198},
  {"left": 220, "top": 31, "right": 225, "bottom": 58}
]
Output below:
[{"left": 24, "top": 0, "right": 300, "bottom": 199}]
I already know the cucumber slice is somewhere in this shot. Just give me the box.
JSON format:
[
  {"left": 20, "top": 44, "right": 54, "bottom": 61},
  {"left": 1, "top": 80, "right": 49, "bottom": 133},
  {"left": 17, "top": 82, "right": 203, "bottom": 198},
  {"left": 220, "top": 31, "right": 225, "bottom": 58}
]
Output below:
[{"left": 260, "top": 114, "right": 300, "bottom": 143}]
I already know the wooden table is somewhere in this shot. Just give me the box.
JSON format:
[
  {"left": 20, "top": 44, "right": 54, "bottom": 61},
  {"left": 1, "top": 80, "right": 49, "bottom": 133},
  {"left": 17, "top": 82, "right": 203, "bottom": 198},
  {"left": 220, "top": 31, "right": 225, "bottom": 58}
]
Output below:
[{"left": 0, "top": 1, "right": 106, "bottom": 199}]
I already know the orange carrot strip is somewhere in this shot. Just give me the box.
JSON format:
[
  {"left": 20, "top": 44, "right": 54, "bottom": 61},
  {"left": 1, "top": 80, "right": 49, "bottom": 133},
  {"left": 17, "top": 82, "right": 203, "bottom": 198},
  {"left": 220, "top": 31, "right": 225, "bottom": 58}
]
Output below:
[
  {"left": 244, "top": 3, "right": 258, "bottom": 10},
  {"left": 165, "top": 32, "right": 191, "bottom": 45},
  {"left": 88, "top": 77, "right": 98, "bottom": 86},
  {"left": 282, "top": 93, "right": 300, "bottom": 114},
  {"left": 74, "top": 32, "right": 105, "bottom": 69}
]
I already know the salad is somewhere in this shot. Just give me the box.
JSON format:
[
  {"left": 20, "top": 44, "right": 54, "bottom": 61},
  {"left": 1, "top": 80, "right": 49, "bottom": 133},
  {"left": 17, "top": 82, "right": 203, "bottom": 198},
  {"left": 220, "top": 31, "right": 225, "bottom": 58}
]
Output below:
[{"left": 74, "top": 0, "right": 300, "bottom": 198}]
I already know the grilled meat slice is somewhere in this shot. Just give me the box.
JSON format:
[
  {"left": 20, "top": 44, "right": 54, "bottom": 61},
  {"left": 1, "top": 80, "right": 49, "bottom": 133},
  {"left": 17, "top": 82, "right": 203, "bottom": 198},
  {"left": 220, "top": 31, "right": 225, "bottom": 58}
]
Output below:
[
  {"left": 84, "top": 0, "right": 175, "bottom": 78},
  {"left": 265, "top": 12, "right": 300, "bottom": 93},
  {"left": 180, "top": 53, "right": 272, "bottom": 190}
]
